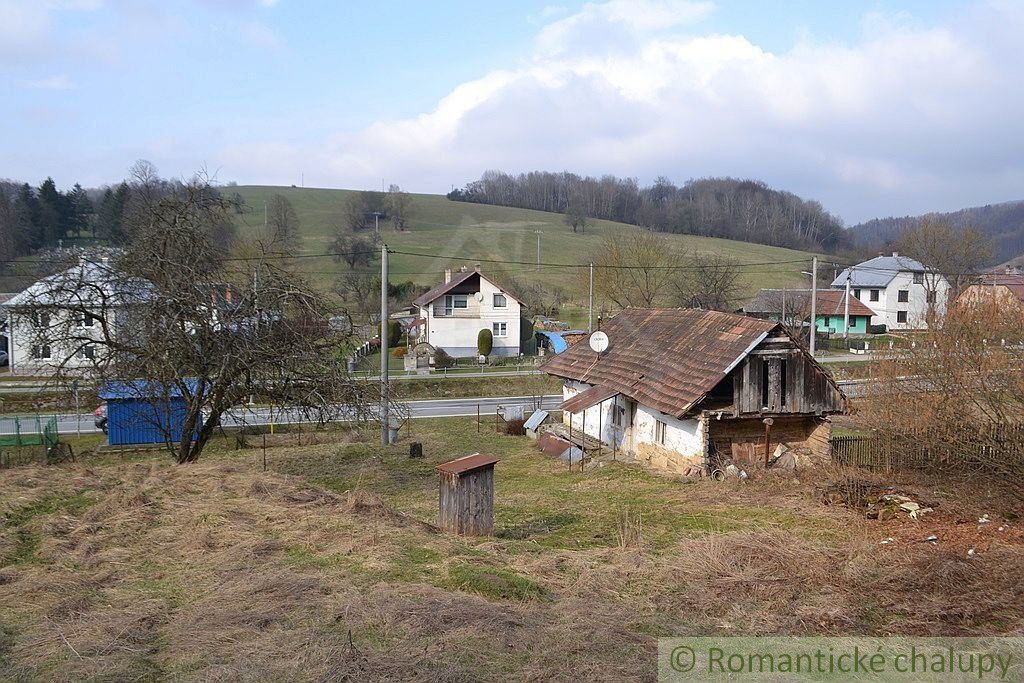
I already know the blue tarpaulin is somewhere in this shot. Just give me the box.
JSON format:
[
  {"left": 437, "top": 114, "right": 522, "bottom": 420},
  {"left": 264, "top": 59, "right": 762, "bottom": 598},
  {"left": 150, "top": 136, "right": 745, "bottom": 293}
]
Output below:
[{"left": 536, "top": 330, "right": 569, "bottom": 354}]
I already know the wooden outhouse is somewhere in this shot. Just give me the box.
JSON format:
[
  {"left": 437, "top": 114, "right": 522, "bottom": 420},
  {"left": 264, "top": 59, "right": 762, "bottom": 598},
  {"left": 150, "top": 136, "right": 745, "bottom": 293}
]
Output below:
[{"left": 436, "top": 453, "right": 498, "bottom": 535}]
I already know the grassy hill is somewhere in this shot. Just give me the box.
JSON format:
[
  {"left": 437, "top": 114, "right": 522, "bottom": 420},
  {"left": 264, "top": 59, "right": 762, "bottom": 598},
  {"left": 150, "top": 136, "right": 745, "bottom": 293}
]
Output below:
[{"left": 231, "top": 186, "right": 819, "bottom": 317}]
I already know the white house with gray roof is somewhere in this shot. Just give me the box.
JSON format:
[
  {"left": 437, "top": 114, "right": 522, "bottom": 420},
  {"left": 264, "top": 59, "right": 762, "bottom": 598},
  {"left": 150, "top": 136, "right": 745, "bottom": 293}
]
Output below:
[
  {"left": 412, "top": 266, "right": 524, "bottom": 358},
  {"left": 831, "top": 252, "right": 950, "bottom": 330}
]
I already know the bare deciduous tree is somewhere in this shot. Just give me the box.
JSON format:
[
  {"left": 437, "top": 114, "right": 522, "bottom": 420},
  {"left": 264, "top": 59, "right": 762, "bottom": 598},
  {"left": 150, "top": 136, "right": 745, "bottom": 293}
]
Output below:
[
  {"left": 385, "top": 184, "right": 413, "bottom": 231},
  {"left": 897, "top": 219, "right": 993, "bottom": 300},
  {"left": 266, "top": 194, "right": 301, "bottom": 253},
  {"left": 16, "top": 181, "right": 384, "bottom": 464},
  {"left": 673, "top": 253, "right": 741, "bottom": 311},
  {"left": 859, "top": 298, "right": 1024, "bottom": 496},
  {"left": 592, "top": 228, "right": 678, "bottom": 309}
]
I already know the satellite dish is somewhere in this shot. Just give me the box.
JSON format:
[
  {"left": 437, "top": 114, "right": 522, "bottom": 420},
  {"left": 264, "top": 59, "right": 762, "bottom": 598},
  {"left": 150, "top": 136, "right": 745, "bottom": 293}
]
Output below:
[
  {"left": 589, "top": 331, "right": 610, "bottom": 353},
  {"left": 475, "top": 292, "right": 484, "bottom": 302}
]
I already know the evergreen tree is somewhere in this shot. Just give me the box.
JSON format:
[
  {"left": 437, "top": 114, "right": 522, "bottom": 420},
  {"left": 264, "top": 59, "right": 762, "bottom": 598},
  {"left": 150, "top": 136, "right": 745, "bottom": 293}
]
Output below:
[
  {"left": 67, "top": 183, "right": 93, "bottom": 238},
  {"left": 37, "top": 177, "right": 67, "bottom": 245},
  {"left": 15, "top": 183, "right": 42, "bottom": 252},
  {"left": 97, "top": 183, "right": 129, "bottom": 242}
]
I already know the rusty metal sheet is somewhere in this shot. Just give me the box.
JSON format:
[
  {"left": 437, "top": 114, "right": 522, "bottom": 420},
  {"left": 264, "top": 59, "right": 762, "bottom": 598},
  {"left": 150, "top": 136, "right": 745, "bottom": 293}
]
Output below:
[
  {"left": 436, "top": 452, "right": 499, "bottom": 475},
  {"left": 558, "top": 383, "right": 618, "bottom": 414},
  {"left": 541, "top": 308, "right": 778, "bottom": 419}
]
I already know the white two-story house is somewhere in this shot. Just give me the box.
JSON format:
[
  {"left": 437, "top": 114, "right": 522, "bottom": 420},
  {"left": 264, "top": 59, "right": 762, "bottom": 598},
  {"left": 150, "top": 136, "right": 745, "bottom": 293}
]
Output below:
[
  {"left": 4, "top": 256, "right": 151, "bottom": 375},
  {"left": 412, "top": 266, "right": 524, "bottom": 357},
  {"left": 831, "top": 253, "right": 950, "bottom": 331}
]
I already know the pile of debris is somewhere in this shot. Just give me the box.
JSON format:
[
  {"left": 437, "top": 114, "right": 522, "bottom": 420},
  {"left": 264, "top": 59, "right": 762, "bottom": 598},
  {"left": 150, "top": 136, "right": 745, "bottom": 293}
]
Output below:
[{"left": 816, "top": 479, "right": 935, "bottom": 520}]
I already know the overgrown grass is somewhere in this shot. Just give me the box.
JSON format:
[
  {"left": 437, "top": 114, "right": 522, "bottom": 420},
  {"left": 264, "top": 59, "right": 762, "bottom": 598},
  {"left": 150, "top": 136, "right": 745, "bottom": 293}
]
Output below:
[{"left": 2, "top": 417, "right": 1023, "bottom": 680}]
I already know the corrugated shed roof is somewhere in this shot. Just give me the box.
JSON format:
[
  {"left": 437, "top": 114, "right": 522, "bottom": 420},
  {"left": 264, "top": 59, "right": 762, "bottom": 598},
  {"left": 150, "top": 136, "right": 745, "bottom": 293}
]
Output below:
[
  {"left": 541, "top": 308, "right": 777, "bottom": 419},
  {"left": 436, "top": 453, "right": 499, "bottom": 475},
  {"left": 831, "top": 254, "right": 930, "bottom": 288},
  {"left": 559, "top": 384, "right": 618, "bottom": 413}
]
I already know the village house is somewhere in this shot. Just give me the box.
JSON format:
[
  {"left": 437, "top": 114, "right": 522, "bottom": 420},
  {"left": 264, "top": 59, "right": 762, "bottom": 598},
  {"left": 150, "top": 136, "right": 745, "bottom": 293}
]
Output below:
[
  {"left": 3, "top": 256, "right": 151, "bottom": 375},
  {"left": 411, "top": 266, "right": 524, "bottom": 358},
  {"left": 744, "top": 288, "right": 874, "bottom": 335},
  {"left": 831, "top": 253, "right": 950, "bottom": 330},
  {"left": 540, "top": 308, "right": 848, "bottom": 476},
  {"left": 956, "top": 269, "right": 1024, "bottom": 312}
]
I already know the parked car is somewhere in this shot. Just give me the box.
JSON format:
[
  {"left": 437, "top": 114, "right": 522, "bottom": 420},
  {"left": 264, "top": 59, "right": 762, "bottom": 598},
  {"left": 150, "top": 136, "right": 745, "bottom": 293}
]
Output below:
[{"left": 95, "top": 403, "right": 107, "bottom": 434}]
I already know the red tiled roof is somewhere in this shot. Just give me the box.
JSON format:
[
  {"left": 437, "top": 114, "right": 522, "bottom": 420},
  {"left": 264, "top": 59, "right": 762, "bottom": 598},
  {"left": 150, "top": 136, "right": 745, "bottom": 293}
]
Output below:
[{"left": 802, "top": 290, "right": 875, "bottom": 317}]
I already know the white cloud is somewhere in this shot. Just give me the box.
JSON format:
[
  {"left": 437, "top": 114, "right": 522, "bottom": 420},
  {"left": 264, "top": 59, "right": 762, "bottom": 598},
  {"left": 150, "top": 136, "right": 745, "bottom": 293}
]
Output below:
[
  {"left": 275, "top": 0, "right": 1024, "bottom": 222},
  {"left": 25, "top": 74, "right": 79, "bottom": 90}
]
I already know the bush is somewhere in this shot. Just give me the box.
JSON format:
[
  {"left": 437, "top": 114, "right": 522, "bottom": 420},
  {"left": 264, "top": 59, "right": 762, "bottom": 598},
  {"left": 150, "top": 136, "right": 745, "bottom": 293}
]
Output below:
[
  {"left": 504, "top": 418, "right": 526, "bottom": 435},
  {"left": 391, "top": 346, "right": 408, "bottom": 358},
  {"left": 433, "top": 348, "right": 456, "bottom": 368},
  {"left": 870, "top": 324, "right": 887, "bottom": 334},
  {"left": 477, "top": 328, "right": 493, "bottom": 356},
  {"left": 380, "top": 320, "right": 403, "bottom": 347}
]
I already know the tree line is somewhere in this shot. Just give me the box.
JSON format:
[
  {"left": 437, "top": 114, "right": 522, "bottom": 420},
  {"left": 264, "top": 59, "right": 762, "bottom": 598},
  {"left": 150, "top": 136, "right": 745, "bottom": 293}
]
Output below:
[{"left": 448, "top": 170, "right": 850, "bottom": 252}]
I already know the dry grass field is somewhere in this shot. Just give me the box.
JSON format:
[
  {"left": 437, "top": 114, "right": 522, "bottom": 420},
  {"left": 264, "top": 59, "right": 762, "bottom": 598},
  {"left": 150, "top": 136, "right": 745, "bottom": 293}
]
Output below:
[{"left": 2, "top": 418, "right": 1023, "bottom": 680}]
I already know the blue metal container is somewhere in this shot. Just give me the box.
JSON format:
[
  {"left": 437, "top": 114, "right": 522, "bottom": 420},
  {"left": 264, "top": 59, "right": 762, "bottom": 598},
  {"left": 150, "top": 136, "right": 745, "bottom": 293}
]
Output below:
[{"left": 98, "top": 380, "right": 199, "bottom": 446}]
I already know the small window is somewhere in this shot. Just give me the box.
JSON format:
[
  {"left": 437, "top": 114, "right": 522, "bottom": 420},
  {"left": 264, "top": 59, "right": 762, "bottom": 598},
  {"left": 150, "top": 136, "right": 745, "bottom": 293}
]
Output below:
[
  {"left": 492, "top": 293, "right": 507, "bottom": 308},
  {"left": 492, "top": 322, "right": 507, "bottom": 337},
  {"left": 76, "top": 312, "right": 96, "bottom": 329},
  {"left": 822, "top": 315, "right": 830, "bottom": 326},
  {"left": 31, "top": 344, "right": 51, "bottom": 360},
  {"left": 898, "top": 290, "right": 909, "bottom": 303},
  {"left": 612, "top": 404, "right": 625, "bottom": 427},
  {"left": 853, "top": 288, "right": 861, "bottom": 299},
  {"left": 870, "top": 290, "right": 879, "bottom": 302},
  {"left": 77, "top": 344, "right": 95, "bottom": 360},
  {"left": 654, "top": 419, "right": 667, "bottom": 445},
  {"left": 913, "top": 271, "right": 924, "bottom": 284},
  {"left": 453, "top": 295, "right": 468, "bottom": 308},
  {"left": 32, "top": 311, "right": 50, "bottom": 328},
  {"left": 897, "top": 310, "right": 908, "bottom": 324}
]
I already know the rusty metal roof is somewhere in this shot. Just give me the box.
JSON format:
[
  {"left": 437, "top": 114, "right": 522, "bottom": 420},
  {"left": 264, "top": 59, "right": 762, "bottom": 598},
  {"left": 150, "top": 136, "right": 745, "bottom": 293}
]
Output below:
[
  {"left": 559, "top": 383, "right": 618, "bottom": 413},
  {"left": 804, "top": 290, "right": 875, "bottom": 318},
  {"left": 436, "top": 453, "right": 499, "bottom": 475},
  {"left": 542, "top": 308, "right": 778, "bottom": 419}
]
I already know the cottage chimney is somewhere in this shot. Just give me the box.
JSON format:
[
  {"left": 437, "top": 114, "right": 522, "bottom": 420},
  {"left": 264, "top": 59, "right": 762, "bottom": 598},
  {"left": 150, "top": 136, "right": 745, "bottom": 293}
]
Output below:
[
  {"left": 892, "top": 251, "right": 899, "bottom": 258},
  {"left": 444, "top": 268, "right": 452, "bottom": 284},
  {"left": 100, "top": 256, "right": 109, "bottom": 265},
  {"left": 474, "top": 263, "right": 481, "bottom": 272},
  {"left": 459, "top": 265, "right": 468, "bottom": 273}
]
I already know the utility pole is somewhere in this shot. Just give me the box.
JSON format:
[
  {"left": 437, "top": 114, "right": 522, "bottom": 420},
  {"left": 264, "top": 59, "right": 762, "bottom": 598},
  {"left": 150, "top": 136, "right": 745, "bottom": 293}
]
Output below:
[
  {"left": 588, "top": 262, "right": 594, "bottom": 333},
  {"left": 372, "top": 212, "right": 383, "bottom": 238},
  {"left": 810, "top": 256, "right": 818, "bottom": 357},
  {"left": 263, "top": 201, "right": 267, "bottom": 230},
  {"left": 782, "top": 287, "right": 787, "bottom": 327},
  {"left": 843, "top": 268, "right": 851, "bottom": 343},
  {"left": 534, "top": 231, "right": 543, "bottom": 272},
  {"left": 380, "top": 244, "right": 389, "bottom": 446}
]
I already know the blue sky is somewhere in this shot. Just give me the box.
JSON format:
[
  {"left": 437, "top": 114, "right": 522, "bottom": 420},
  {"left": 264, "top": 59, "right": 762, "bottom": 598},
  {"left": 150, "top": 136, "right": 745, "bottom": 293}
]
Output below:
[{"left": 2, "top": 0, "right": 1020, "bottom": 223}]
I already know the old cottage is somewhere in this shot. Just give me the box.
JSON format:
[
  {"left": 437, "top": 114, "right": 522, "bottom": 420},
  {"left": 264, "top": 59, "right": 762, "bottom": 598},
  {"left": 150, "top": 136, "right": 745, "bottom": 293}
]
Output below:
[{"left": 540, "top": 308, "right": 848, "bottom": 476}]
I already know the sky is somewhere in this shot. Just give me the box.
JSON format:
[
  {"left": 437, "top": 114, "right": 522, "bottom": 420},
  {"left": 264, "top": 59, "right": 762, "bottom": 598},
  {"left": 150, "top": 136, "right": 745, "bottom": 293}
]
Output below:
[{"left": 2, "top": 0, "right": 1022, "bottom": 224}]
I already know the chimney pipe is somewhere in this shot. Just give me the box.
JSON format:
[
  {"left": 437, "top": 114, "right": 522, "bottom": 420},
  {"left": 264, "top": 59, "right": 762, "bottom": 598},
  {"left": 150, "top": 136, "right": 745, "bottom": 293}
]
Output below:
[
  {"left": 444, "top": 268, "right": 452, "bottom": 284},
  {"left": 892, "top": 251, "right": 899, "bottom": 258},
  {"left": 474, "top": 263, "right": 481, "bottom": 272}
]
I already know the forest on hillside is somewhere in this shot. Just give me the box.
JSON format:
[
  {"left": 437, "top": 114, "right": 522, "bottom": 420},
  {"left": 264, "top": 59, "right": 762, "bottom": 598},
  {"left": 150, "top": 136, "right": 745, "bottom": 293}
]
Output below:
[
  {"left": 448, "top": 171, "right": 850, "bottom": 252},
  {"left": 850, "top": 201, "right": 1024, "bottom": 264}
]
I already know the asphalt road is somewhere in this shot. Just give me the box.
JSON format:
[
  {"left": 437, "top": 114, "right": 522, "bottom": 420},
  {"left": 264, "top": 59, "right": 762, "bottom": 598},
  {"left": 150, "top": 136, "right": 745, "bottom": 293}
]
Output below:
[{"left": 0, "top": 395, "right": 566, "bottom": 436}]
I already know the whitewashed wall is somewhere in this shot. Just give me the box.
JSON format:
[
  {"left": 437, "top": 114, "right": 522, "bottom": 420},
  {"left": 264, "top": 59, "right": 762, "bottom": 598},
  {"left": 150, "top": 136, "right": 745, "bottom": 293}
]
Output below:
[{"left": 562, "top": 380, "right": 703, "bottom": 459}]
